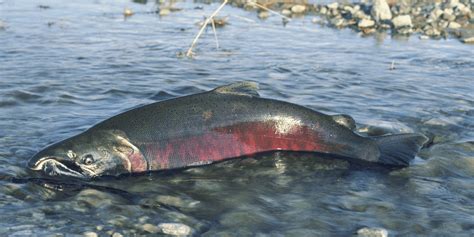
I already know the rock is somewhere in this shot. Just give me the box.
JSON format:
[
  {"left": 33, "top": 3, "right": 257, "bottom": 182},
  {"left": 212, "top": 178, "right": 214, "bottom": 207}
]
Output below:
[
  {"left": 371, "top": 0, "right": 392, "bottom": 22},
  {"left": 424, "top": 27, "right": 441, "bottom": 37},
  {"left": 448, "top": 0, "right": 460, "bottom": 8},
  {"left": 159, "top": 8, "right": 170, "bottom": 16},
  {"left": 291, "top": 5, "right": 306, "bottom": 14},
  {"left": 353, "top": 10, "right": 368, "bottom": 20},
  {"left": 123, "top": 8, "right": 133, "bottom": 17},
  {"left": 419, "top": 35, "right": 430, "bottom": 40},
  {"left": 358, "top": 19, "right": 375, "bottom": 28},
  {"left": 460, "top": 29, "right": 474, "bottom": 43},
  {"left": 330, "top": 18, "right": 345, "bottom": 28},
  {"left": 281, "top": 9, "right": 291, "bottom": 16},
  {"left": 319, "top": 6, "right": 328, "bottom": 15},
  {"left": 142, "top": 223, "right": 160, "bottom": 234},
  {"left": 327, "top": 2, "right": 338, "bottom": 10},
  {"left": 258, "top": 11, "right": 269, "bottom": 19},
  {"left": 461, "top": 37, "right": 474, "bottom": 43},
  {"left": 392, "top": 15, "right": 412, "bottom": 28},
  {"left": 357, "top": 227, "right": 388, "bottom": 237},
  {"left": 83, "top": 232, "right": 98, "bottom": 237},
  {"left": 343, "top": 6, "right": 354, "bottom": 14},
  {"left": 429, "top": 8, "right": 444, "bottom": 20},
  {"left": 0, "top": 20, "right": 5, "bottom": 30},
  {"left": 111, "top": 233, "right": 123, "bottom": 237},
  {"left": 442, "top": 12, "right": 456, "bottom": 21},
  {"left": 448, "top": 21, "right": 461, "bottom": 29},
  {"left": 158, "top": 223, "right": 193, "bottom": 236}
]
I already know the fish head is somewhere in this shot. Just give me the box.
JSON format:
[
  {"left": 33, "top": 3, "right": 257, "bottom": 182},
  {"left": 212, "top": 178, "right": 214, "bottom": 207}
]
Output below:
[{"left": 28, "top": 130, "right": 147, "bottom": 180}]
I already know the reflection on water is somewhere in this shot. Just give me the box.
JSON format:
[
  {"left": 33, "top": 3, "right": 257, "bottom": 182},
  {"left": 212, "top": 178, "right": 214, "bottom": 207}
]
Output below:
[{"left": 0, "top": 0, "right": 473, "bottom": 235}]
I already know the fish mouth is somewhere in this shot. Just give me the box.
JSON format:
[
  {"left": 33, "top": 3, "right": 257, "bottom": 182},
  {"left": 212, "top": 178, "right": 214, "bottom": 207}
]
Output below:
[{"left": 28, "top": 156, "right": 87, "bottom": 179}]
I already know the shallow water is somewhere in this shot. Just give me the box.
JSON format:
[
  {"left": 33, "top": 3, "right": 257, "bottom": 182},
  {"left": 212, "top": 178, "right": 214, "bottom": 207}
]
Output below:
[{"left": 1, "top": 0, "right": 473, "bottom": 236}]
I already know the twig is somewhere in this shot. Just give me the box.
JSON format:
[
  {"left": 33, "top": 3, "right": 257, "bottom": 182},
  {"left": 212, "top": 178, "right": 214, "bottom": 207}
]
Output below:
[
  {"left": 186, "top": 0, "right": 228, "bottom": 57},
  {"left": 249, "top": 2, "right": 291, "bottom": 21},
  {"left": 211, "top": 19, "right": 219, "bottom": 49}
]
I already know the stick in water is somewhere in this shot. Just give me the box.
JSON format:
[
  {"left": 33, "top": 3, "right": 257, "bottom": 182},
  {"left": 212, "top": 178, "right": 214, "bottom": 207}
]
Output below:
[
  {"left": 211, "top": 19, "right": 219, "bottom": 49},
  {"left": 186, "top": 0, "right": 228, "bottom": 57}
]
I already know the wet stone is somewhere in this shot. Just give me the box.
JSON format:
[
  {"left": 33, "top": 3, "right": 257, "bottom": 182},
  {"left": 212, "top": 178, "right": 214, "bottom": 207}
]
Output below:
[
  {"left": 448, "top": 22, "right": 461, "bottom": 29},
  {"left": 159, "top": 8, "right": 171, "bottom": 16},
  {"left": 357, "top": 227, "right": 388, "bottom": 237},
  {"left": 291, "top": 5, "right": 306, "bottom": 14},
  {"left": 358, "top": 19, "right": 375, "bottom": 28},
  {"left": 281, "top": 9, "right": 291, "bottom": 16},
  {"left": 158, "top": 223, "right": 193, "bottom": 236},
  {"left": 327, "top": 2, "right": 339, "bottom": 10},
  {"left": 83, "top": 231, "right": 98, "bottom": 237},
  {"left": 371, "top": 0, "right": 392, "bottom": 22},
  {"left": 258, "top": 11, "right": 269, "bottom": 19},
  {"left": 142, "top": 223, "right": 160, "bottom": 234},
  {"left": 111, "top": 232, "right": 124, "bottom": 237},
  {"left": 392, "top": 15, "right": 412, "bottom": 28}
]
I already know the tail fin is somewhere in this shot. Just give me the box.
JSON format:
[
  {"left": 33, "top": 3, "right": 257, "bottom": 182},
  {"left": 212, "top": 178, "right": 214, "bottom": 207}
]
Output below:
[{"left": 373, "top": 134, "right": 428, "bottom": 167}]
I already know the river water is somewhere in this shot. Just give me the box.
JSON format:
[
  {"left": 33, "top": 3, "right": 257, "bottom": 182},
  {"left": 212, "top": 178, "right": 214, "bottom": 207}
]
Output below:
[{"left": 1, "top": 0, "right": 473, "bottom": 236}]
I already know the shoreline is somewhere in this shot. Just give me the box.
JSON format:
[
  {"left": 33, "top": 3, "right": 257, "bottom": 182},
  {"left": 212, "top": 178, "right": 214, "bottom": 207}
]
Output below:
[{"left": 232, "top": 0, "right": 474, "bottom": 44}]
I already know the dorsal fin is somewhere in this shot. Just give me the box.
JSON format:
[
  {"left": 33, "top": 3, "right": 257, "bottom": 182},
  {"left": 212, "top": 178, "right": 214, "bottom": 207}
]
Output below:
[
  {"left": 212, "top": 81, "right": 260, "bottom": 97},
  {"left": 331, "top": 114, "right": 356, "bottom": 130}
]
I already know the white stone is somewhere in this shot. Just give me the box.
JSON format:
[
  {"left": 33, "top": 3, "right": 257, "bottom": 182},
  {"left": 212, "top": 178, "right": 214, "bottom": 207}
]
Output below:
[
  {"left": 358, "top": 19, "right": 375, "bottom": 28},
  {"left": 357, "top": 227, "right": 388, "bottom": 237},
  {"left": 83, "top": 232, "right": 98, "bottom": 237},
  {"left": 258, "top": 11, "right": 269, "bottom": 19},
  {"left": 319, "top": 6, "right": 328, "bottom": 15},
  {"left": 327, "top": 2, "right": 339, "bottom": 10},
  {"left": 142, "top": 223, "right": 160, "bottom": 234},
  {"left": 291, "top": 5, "right": 306, "bottom": 14},
  {"left": 158, "top": 223, "right": 192, "bottom": 236},
  {"left": 371, "top": 0, "right": 392, "bottom": 22},
  {"left": 448, "top": 21, "right": 461, "bottom": 29},
  {"left": 281, "top": 9, "right": 292, "bottom": 16},
  {"left": 392, "top": 15, "right": 412, "bottom": 28},
  {"left": 159, "top": 8, "right": 170, "bottom": 16}
]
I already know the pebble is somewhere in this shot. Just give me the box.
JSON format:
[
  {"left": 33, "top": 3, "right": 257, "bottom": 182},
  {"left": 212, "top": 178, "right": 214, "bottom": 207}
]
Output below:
[
  {"left": 142, "top": 223, "right": 160, "bottom": 234},
  {"left": 371, "top": 0, "right": 392, "bottom": 22},
  {"left": 358, "top": 19, "right": 375, "bottom": 28},
  {"left": 281, "top": 9, "right": 291, "bottom": 16},
  {"left": 357, "top": 227, "right": 388, "bottom": 237},
  {"left": 392, "top": 15, "right": 412, "bottom": 28},
  {"left": 159, "top": 8, "right": 170, "bottom": 16},
  {"left": 158, "top": 223, "right": 193, "bottom": 236},
  {"left": 461, "top": 36, "right": 474, "bottom": 43},
  {"left": 319, "top": 6, "right": 327, "bottom": 15},
  {"left": 448, "top": 21, "right": 461, "bottom": 29},
  {"left": 330, "top": 18, "right": 345, "bottom": 28},
  {"left": 123, "top": 8, "right": 133, "bottom": 17},
  {"left": 327, "top": 2, "right": 338, "bottom": 10},
  {"left": 258, "top": 11, "right": 269, "bottom": 19},
  {"left": 83, "top": 232, "right": 98, "bottom": 237},
  {"left": 111, "top": 232, "right": 124, "bottom": 237},
  {"left": 291, "top": 5, "right": 306, "bottom": 14}
]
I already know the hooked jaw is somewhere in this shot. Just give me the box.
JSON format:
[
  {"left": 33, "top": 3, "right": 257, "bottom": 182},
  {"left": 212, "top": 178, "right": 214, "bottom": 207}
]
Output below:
[{"left": 28, "top": 155, "right": 90, "bottom": 180}]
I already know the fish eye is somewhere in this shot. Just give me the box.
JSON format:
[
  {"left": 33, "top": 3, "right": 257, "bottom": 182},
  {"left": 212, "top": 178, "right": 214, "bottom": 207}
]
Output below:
[{"left": 83, "top": 154, "right": 94, "bottom": 165}]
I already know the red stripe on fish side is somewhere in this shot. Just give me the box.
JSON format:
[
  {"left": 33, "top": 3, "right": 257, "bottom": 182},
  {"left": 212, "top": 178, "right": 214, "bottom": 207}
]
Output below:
[{"left": 145, "top": 121, "right": 328, "bottom": 170}]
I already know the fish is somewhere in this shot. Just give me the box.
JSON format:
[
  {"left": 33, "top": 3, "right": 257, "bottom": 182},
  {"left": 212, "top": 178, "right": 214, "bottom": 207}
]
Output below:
[{"left": 28, "top": 82, "right": 428, "bottom": 180}]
